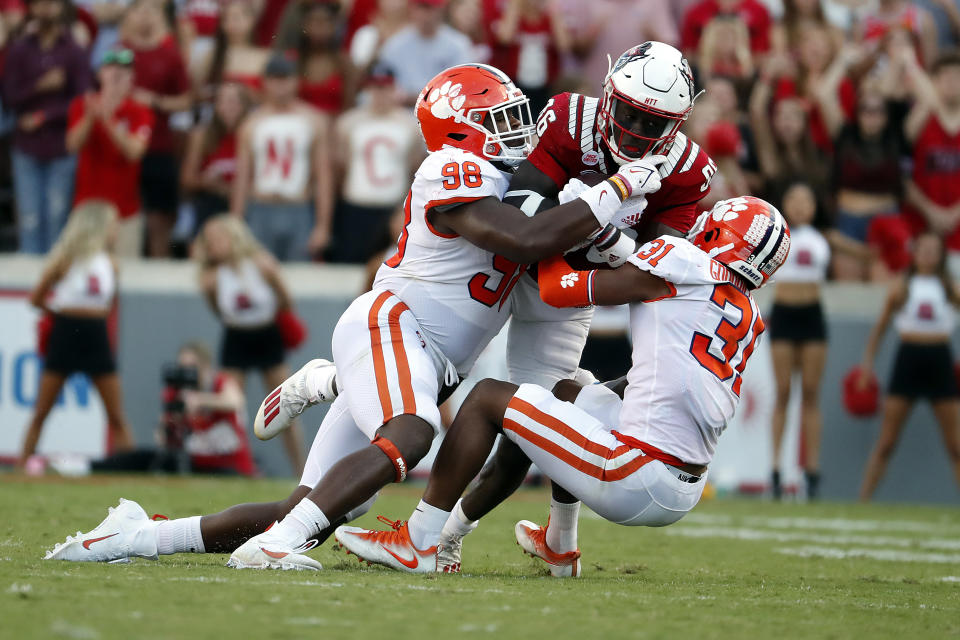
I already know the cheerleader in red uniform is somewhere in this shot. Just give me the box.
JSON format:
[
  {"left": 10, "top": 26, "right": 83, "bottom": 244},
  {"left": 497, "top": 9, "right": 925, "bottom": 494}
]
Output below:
[
  {"left": 858, "top": 233, "right": 960, "bottom": 500},
  {"left": 194, "top": 215, "right": 306, "bottom": 473},
  {"left": 18, "top": 201, "right": 134, "bottom": 468}
]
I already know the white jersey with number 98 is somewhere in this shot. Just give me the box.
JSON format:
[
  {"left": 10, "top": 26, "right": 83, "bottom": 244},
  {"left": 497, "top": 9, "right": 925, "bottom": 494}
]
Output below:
[{"left": 374, "top": 148, "right": 522, "bottom": 376}]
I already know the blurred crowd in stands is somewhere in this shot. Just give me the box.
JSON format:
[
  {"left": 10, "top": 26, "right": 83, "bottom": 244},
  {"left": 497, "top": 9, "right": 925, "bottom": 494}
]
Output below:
[{"left": 2, "top": 0, "right": 960, "bottom": 281}]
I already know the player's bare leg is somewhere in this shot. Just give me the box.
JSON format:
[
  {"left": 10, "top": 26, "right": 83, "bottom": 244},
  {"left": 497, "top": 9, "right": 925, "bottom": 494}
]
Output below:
[
  {"left": 197, "top": 486, "right": 312, "bottom": 552},
  {"left": 334, "top": 380, "right": 519, "bottom": 572},
  {"left": 18, "top": 371, "right": 68, "bottom": 468},
  {"left": 859, "top": 395, "right": 912, "bottom": 501},
  {"left": 90, "top": 373, "right": 135, "bottom": 453},
  {"left": 769, "top": 341, "right": 794, "bottom": 500},
  {"left": 799, "top": 342, "right": 827, "bottom": 499},
  {"left": 230, "top": 414, "right": 435, "bottom": 570},
  {"left": 421, "top": 381, "right": 519, "bottom": 512},
  {"left": 931, "top": 398, "right": 960, "bottom": 488}
]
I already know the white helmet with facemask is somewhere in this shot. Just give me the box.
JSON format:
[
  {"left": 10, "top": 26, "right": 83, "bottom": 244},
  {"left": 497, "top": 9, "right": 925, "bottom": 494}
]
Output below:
[{"left": 598, "top": 42, "right": 698, "bottom": 165}]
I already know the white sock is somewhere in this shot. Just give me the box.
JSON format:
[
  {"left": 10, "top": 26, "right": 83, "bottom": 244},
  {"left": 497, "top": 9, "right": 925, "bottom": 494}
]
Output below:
[
  {"left": 440, "top": 499, "right": 479, "bottom": 539},
  {"left": 545, "top": 499, "right": 580, "bottom": 553},
  {"left": 156, "top": 516, "right": 205, "bottom": 555},
  {"left": 407, "top": 500, "right": 450, "bottom": 550},
  {"left": 271, "top": 498, "right": 330, "bottom": 547},
  {"left": 305, "top": 366, "right": 337, "bottom": 401}
]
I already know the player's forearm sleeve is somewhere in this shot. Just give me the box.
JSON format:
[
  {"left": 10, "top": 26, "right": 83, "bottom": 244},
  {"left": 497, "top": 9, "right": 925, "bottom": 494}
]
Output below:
[{"left": 537, "top": 255, "right": 596, "bottom": 308}]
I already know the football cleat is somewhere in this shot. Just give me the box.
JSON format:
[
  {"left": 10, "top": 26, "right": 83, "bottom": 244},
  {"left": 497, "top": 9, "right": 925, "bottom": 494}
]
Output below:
[
  {"left": 44, "top": 498, "right": 158, "bottom": 562},
  {"left": 515, "top": 519, "right": 581, "bottom": 578},
  {"left": 436, "top": 531, "right": 465, "bottom": 574},
  {"left": 254, "top": 358, "right": 337, "bottom": 441},
  {"left": 227, "top": 527, "right": 322, "bottom": 571},
  {"left": 335, "top": 516, "right": 438, "bottom": 574}
]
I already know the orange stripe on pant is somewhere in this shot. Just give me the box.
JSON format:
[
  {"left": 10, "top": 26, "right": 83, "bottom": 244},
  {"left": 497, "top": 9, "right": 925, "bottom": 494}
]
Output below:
[
  {"left": 367, "top": 291, "right": 416, "bottom": 425},
  {"left": 508, "top": 397, "right": 633, "bottom": 460},
  {"left": 503, "top": 418, "right": 654, "bottom": 482},
  {"left": 368, "top": 291, "right": 395, "bottom": 423},
  {"left": 387, "top": 302, "right": 416, "bottom": 415}
]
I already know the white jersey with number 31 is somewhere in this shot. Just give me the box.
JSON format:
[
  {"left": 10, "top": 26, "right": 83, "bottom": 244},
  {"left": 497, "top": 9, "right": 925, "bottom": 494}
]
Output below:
[
  {"left": 617, "top": 237, "right": 765, "bottom": 466},
  {"left": 374, "top": 148, "right": 523, "bottom": 376}
]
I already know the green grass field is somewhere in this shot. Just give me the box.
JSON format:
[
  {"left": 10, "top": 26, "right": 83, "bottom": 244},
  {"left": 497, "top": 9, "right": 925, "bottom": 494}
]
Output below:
[{"left": 1, "top": 475, "right": 958, "bottom": 639}]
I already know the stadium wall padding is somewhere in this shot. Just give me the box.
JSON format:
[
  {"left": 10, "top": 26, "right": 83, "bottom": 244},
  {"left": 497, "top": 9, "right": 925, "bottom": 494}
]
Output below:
[{"left": 0, "top": 257, "right": 957, "bottom": 503}]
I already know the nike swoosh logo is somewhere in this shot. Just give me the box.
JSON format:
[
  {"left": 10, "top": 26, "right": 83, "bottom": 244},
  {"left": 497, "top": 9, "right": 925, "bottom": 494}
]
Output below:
[
  {"left": 260, "top": 547, "right": 288, "bottom": 560},
  {"left": 384, "top": 546, "right": 419, "bottom": 569},
  {"left": 599, "top": 191, "right": 607, "bottom": 204},
  {"left": 82, "top": 533, "right": 119, "bottom": 550}
]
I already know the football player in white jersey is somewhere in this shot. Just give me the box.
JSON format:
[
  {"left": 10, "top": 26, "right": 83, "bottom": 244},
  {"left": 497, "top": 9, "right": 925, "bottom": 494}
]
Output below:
[
  {"left": 44, "top": 64, "right": 667, "bottom": 568},
  {"left": 334, "top": 196, "right": 790, "bottom": 575}
]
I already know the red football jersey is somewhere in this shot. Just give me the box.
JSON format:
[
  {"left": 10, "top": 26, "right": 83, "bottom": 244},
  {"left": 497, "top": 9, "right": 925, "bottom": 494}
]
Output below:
[{"left": 528, "top": 92, "right": 716, "bottom": 237}]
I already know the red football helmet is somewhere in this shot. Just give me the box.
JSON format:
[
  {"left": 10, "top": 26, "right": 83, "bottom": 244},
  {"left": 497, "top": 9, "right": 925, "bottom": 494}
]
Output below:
[
  {"left": 688, "top": 196, "right": 791, "bottom": 289},
  {"left": 416, "top": 64, "right": 535, "bottom": 166}
]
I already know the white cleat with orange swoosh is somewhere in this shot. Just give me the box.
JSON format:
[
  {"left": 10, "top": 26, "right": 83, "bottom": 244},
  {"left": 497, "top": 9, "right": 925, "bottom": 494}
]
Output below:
[
  {"left": 227, "top": 527, "right": 322, "bottom": 571},
  {"left": 334, "top": 517, "right": 438, "bottom": 573},
  {"left": 44, "top": 498, "right": 158, "bottom": 563}
]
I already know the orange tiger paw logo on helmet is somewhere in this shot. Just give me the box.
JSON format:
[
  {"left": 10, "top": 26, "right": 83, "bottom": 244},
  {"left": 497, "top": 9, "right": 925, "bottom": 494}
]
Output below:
[
  {"left": 426, "top": 81, "right": 467, "bottom": 121},
  {"left": 711, "top": 197, "right": 750, "bottom": 222}
]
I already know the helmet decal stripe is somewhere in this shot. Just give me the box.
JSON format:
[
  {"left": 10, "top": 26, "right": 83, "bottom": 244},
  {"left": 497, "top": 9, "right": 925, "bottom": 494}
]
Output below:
[{"left": 753, "top": 213, "right": 785, "bottom": 267}]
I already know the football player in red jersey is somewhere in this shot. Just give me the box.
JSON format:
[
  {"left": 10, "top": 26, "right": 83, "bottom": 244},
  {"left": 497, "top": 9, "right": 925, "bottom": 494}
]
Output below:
[
  {"left": 423, "top": 42, "right": 720, "bottom": 574},
  {"left": 509, "top": 41, "right": 716, "bottom": 241}
]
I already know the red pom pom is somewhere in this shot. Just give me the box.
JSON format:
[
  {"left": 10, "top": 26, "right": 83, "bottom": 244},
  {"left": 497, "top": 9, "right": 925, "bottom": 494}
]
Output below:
[
  {"left": 36, "top": 313, "right": 53, "bottom": 357},
  {"left": 867, "top": 214, "right": 912, "bottom": 272},
  {"left": 843, "top": 366, "right": 880, "bottom": 417},
  {"left": 275, "top": 309, "right": 308, "bottom": 350}
]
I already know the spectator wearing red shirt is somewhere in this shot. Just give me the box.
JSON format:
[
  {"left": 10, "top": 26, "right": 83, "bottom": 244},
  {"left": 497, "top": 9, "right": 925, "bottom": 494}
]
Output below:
[
  {"left": 295, "top": 0, "right": 356, "bottom": 116},
  {"left": 66, "top": 48, "right": 153, "bottom": 258},
  {"left": 903, "top": 49, "right": 960, "bottom": 276},
  {"left": 121, "top": 0, "right": 191, "bottom": 257},
  {"left": 3, "top": 0, "right": 92, "bottom": 253},
  {"left": 681, "top": 0, "right": 771, "bottom": 55},
  {"left": 181, "top": 82, "right": 251, "bottom": 236},
  {"left": 489, "top": 0, "right": 569, "bottom": 116}
]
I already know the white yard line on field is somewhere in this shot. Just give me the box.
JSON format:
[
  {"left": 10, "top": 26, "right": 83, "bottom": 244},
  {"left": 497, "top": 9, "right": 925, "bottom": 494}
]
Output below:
[
  {"left": 775, "top": 545, "right": 960, "bottom": 564},
  {"left": 679, "top": 513, "right": 960, "bottom": 535},
  {"left": 665, "top": 526, "right": 960, "bottom": 550}
]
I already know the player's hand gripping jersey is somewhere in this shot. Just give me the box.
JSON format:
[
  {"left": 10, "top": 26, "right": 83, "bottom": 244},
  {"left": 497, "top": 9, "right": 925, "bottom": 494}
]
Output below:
[
  {"left": 530, "top": 91, "right": 716, "bottom": 235},
  {"left": 374, "top": 148, "right": 522, "bottom": 376},
  {"left": 615, "top": 237, "right": 764, "bottom": 465}
]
